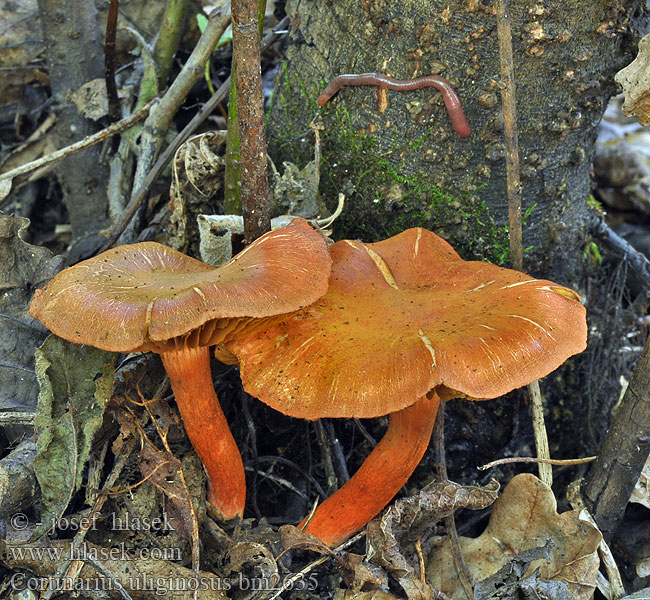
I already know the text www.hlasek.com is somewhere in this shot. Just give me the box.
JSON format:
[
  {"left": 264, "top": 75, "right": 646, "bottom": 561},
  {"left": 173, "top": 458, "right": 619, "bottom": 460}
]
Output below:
[{"left": 6, "top": 542, "right": 181, "bottom": 563}]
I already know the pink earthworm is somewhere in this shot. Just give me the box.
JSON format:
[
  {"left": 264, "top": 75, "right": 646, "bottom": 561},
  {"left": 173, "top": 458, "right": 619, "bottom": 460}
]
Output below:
[{"left": 318, "top": 73, "right": 471, "bottom": 138}]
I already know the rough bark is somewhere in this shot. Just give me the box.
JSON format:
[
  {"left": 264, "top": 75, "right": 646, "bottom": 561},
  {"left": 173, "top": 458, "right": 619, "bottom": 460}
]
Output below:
[
  {"left": 582, "top": 336, "right": 650, "bottom": 542},
  {"left": 269, "top": 0, "right": 641, "bottom": 282},
  {"left": 37, "top": 0, "right": 110, "bottom": 260}
]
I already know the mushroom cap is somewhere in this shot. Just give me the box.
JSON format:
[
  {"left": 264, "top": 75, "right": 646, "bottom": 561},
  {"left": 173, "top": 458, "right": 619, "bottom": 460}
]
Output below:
[
  {"left": 30, "top": 218, "right": 332, "bottom": 353},
  {"left": 224, "top": 228, "right": 587, "bottom": 419}
]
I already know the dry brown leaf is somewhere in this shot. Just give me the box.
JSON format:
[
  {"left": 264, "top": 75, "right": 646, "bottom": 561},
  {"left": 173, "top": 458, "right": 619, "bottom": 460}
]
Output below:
[
  {"left": 333, "top": 591, "right": 402, "bottom": 600},
  {"left": 224, "top": 541, "right": 278, "bottom": 594},
  {"left": 279, "top": 523, "right": 334, "bottom": 556},
  {"left": 168, "top": 132, "right": 226, "bottom": 251},
  {"left": 337, "top": 552, "right": 388, "bottom": 593},
  {"left": 139, "top": 444, "right": 195, "bottom": 539},
  {"left": 616, "top": 33, "right": 650, "bottom": 126},
  {"left": 426, "top": 473, "right": 602, "bottom": 600},
  {"left": 630, "top": 454, "right": 650, "bottom": 509},
  {"left": 367, "top": 480, "right": 500, "bottom": 580}
]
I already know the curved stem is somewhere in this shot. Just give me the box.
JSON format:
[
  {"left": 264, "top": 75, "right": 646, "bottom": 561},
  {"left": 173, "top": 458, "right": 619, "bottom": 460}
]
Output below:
[
  {"left": 160, "top": 346, "right": 245, "bottom": 520},
  {"left": 302, "top": 392, "right": 440, "bottom": 547}
]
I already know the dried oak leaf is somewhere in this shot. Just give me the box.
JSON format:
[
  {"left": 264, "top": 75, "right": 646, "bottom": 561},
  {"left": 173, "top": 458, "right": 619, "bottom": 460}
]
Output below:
[
  {"left": 0, "top": 214, "right": 63, "bottom": 421},
  {"left": 337, "top": 552, "right": 388, "bottom": 593},
  {"left": 616, "top": 33, "right": 650, "bottom": 126},
  {"left": 168, "top": 132, "right": 226, "bottom": 251},
  {"left": 473, "top": 541, "right": 576, "bottom": 600},
  {"left": 279, "top": 524, "right": 334, "bottom": 556},
  {"left": 367, "top": 480, "right": 500, "bottom": 580},
  {"left": 139, "top": 443, "right": 198, "bottom": 540},
  {"left": 426, "top": 474, "right": 602, "bottom": 600}
]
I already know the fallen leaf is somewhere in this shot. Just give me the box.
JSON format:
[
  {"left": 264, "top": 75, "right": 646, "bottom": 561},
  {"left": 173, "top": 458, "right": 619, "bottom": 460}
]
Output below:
[
  {"left": 630, "top": 454, "right": 650, "bottom": 509},
  {"left": 426, "top": 474, "right": 602, "bottom": 600},
  {"left": 139, "top": 444, "right": 196, "bottom": 540},
  {"left": 0, "top": 215, "right": 63, "bottom": 436},
  {"left": 367, "top": 480, "right": 500, "bottom": 580},
  {"left": 279, "top": 523, "right": 335, "bottom": 556},
  {"left": 616, "top": 33, "right": 650, "bottom": 126},
  {"left": 32, "top": 335, "right": 115, "bottom": 538}
]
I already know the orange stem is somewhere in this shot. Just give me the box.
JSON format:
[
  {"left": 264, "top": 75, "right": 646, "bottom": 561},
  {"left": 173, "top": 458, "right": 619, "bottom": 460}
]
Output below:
[
  {"left": 302, "top": 392, "right": 440, "bottom": 547},
  {"left": 160, "top": 346, "right": 245, "bottom": 520}
]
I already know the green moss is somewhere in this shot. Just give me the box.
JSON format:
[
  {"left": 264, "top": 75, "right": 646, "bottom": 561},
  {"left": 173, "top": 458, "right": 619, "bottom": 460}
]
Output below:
[{"left": 269, "top": 69, "right": 514, "bottom": 264}]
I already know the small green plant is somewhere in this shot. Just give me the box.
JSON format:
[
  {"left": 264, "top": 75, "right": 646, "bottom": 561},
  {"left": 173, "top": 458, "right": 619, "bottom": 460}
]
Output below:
[
  {"left": 583, "top": 241, "right": 603, "bottom": 266},
  {"left": 196, "top": 14, "right": 233, "bottom": 95}
]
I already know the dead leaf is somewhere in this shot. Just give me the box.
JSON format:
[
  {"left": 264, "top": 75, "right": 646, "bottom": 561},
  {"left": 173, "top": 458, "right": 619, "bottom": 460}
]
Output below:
[
  {"left": 224, "top": 541, "right": 278, "bottom": 595},
  {"left": 279, "top": 523, "right": 335, "bottom": 556},
  {"left": 334, "top": 592, "right": 402, "bottom": 600},
  {"left": 426, "top": 474, "right": 602, "bottom": 600},
  {"left": 0, "top": 215, "right": 63, "bottom": 434},
  {"left": 616, "top": 33, "right": 650, "bottom": 126},
  {"left": 271, "top": 160, "right": 321, "bottom": 218},
  {"left": 367, "top": 480, "right": 500, "bottom": 580},
  {"left": 337, "top": 552, "right": 388, "bottom": 593},
  {"left": 33, "top": 335, "right": 115, "bottom": 538},
  {"left": 473, "top": 541, "right": 576, "bottom": 600},
  {"left": 139, "top": 444, "right": 196, "bottom": 540},
  {"left": 168, "top": 132, "right": 226, "bottom": 251},
  {"left": 630, "top": 454, "right": 650, "bottom": 509}
]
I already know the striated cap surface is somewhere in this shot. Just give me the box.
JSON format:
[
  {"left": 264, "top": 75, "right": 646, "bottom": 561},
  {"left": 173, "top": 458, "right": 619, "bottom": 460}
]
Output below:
[
  {"left": 30, "top": 218, "right": 332, "bottom": 352},
  {"left": 225, "top": 227, "right": 588, "bottom": 419}
]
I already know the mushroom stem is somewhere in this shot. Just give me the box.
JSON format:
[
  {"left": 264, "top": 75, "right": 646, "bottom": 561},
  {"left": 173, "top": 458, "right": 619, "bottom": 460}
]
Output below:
[
  {"left": 302, "top": 392, "right": 440, "bottom": 547},
  {"left": 160, "top": 346, "right": 245, "bottom": 520}
]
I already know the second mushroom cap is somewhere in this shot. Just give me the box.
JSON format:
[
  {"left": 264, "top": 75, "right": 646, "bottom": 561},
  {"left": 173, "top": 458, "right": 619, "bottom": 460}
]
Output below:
[{"left": 224, "top": 227, "right": 588, "bottom": 418}]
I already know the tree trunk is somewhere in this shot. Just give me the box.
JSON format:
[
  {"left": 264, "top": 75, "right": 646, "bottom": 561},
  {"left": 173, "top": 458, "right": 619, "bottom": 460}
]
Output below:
[
  {"left": 270, "top": 0, "right": 640, "bottom": 283},
  {"left": 38, "top": 0, "right": 110, "bottom": 261}
]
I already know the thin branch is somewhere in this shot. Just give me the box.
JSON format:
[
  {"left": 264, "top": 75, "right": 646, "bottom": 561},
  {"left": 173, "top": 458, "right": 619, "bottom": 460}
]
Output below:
[
  {"left": 495, "top": 0, "right": 522, "bottom": 271},
  {"left": 434, "top": 402, "right": 473, "bottom": 600},
  {"left": 478, "top": 455, "right": 596, "bottom": 470},
  {"left": 495, "top": 0, "right": 552, "bottom": 486},
  {"left": 232, "top": 0, "right": 270, "bottom": 242},
  {"left": 99, "top": 15, "right": 289, "bottom": 251},
  {"left": 0, "top": 101, "right": 154, "bottom": 196},
  {"left": 582, "top": 335, "right": 650, "bottom": 542},
  {"left": 105, "top": 0, "right": 121, "bottom": 122}
]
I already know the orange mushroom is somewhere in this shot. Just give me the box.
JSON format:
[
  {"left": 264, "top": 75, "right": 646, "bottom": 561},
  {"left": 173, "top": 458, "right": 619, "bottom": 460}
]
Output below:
[
  {"left": 222, "top": 227, "right": 588, "bottom": 545},
  {"left": 29, "top": 218, "right": 332, "bottom": 520}
]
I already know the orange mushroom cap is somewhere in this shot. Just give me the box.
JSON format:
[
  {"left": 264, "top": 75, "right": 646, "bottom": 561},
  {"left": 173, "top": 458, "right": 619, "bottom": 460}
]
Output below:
[
  {"left": 225, "top": 227, "right": 587, "bottom": 419},
  {"left": 30, "top": 218, "right": 332, "bottom": 352},
  {"left": 29, "top": 218, "right": 332, "bottom": 522}
]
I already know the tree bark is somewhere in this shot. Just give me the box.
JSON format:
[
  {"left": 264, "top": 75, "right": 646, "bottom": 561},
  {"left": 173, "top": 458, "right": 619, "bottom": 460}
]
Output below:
[
  {"left": 270, "top": 0, "right": 640, "bottom": 282},
  {"left": 38, "top": 0, "right": 110, "bottom": 260}
]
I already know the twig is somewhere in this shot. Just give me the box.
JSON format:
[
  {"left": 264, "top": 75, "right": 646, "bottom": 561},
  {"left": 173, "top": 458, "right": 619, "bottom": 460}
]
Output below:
[
  {"left": 433, "top": 402, "right": 473, "bottom": 600},
  {"left": 316, "top": 421, "right": 339, "bottom": 495},
  {"left": 0, "top": 411, "right": 35, "bottom": 425},
  {"left": 0, "top": 101, "right": 154, "bottom": 195},
  {"left": 495, "top": 0, "right": 552, "bottom": 487},
  {"left": 495, "top": 0, "right": 522, "bottom": 270},
  {"left": 232, "top": 0, "right": 271, "bottom": 242},
  {"left": 582, "top": 335, "right": 650, "bottom": 542},
  {"left": 478, "top": 455, "right": 596, "bottom": 470},
  {"left": 528, "top": 380, "right": 553, "bottom": 485},
  {"left": 121, "top": 5, "right": 231, "bottom": 243},
  {"left": 241, "top": 392, "right": 261, "bottom": 519},
  {"left": 324, "top": 419, "right": 350, "bottom": 483},
  {"left": 243, "top": 466, "right": 309, "bottom": 500},
  {"left": 105, "top": 0, "right": 121, "bottom": 123},
  {"left": 250, "top": 456, "right": 328, "bottom": 500},
  {"left": 100, "top": 16, "right": 289, "bottom": 251},
  {"left": 262, "top": 531, "right": 366, "bottom": 600},
  {"left": 153, "top": 0, "right": 190, "bottom": 87}
]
